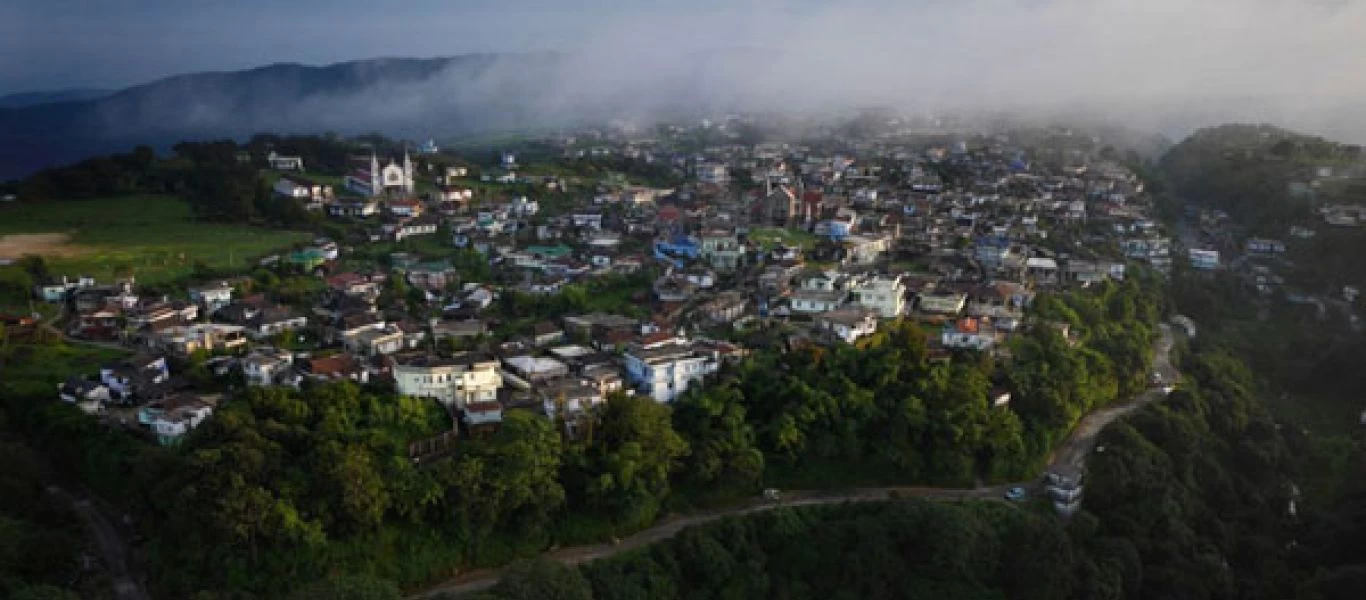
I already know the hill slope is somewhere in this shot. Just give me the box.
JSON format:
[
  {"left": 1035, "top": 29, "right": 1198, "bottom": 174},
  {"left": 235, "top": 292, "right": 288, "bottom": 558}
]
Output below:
[
  {"left": 0, "top": 50, "right": 780, "bottom": 180},
  {"left": 0, "top": 54, "right": 574, "bottom": 179},
  {"left": 1159, "top": 124, "right": 1365, "bottom": 228},
  {"left": 0, "top": 88, "right": 111, "bottom": 109}
]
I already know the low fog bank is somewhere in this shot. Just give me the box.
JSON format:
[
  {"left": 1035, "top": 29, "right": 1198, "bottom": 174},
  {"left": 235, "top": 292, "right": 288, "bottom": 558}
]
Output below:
[
  {"left": 429, "top": 0, "right": 1366, "bottom": 143},
  {"left": 6, "top": 0, "right": 1365, "bottom": 179},
  {"left": 223, "top": 0, "right": 1366, "bottom": 144}
]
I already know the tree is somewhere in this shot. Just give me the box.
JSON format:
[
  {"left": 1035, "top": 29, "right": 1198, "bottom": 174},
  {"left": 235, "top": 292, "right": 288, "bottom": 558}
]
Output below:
[
  {"left": 287, "top": 574, "right": 401, "bottom": 600},
  {"left": 9, "top": 586, "right": 81, "bottom": 600},
  {"left": 489, "top": 559, "right": 592, "bottom": 600},
  {"left": 14, "top": 255, "right": 49, "bottom": 284},
  {"left": 321, "top": 443, "right": 391, "bottom": 531},
  {"left": 673, "top": 382, "right": 764, "bottom": 492},
  {"left": 567, "top": 393, "right": 688, "bottom": 521},
  {"left": 0, "top": 268, "right": 33, "bottom": 304}
]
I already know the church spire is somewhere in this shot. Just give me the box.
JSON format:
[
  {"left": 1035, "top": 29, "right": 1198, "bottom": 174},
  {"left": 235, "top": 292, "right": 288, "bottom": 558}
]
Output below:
[
  {"left": 403, "top": 146, "right": 414, "bottom": 194},
  {"left": 369, "top": 150, "right": 380, "bottom": 197}
]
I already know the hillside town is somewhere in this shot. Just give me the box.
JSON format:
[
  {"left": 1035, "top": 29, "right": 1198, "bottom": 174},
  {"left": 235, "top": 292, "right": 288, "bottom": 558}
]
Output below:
[{"left": 25, "top": 119, "right": 1195, "bottom": 453}]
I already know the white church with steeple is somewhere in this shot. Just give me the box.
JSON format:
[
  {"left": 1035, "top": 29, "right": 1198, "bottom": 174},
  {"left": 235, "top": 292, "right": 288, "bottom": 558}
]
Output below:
[{"left": 345, "top": 149, "right": 415, "bottom": 197}]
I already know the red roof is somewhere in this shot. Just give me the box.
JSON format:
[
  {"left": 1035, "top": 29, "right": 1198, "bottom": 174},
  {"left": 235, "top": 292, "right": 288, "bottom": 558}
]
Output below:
[
  {"left": 657, "top": 206, "right": 681, "bottom": 221},
  {"left": 639, "top": 331, "right": 675, "bottom": 346},
  {"left": 309, "top": 354, "right": 360, "bottom": 376},
  {"left": 327, "top": 272, "right": 366, "bottom": 290}
]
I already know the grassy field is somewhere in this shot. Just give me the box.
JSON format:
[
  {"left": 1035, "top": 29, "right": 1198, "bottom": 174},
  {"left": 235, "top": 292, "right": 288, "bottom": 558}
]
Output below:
[
  {"left": 748, "top": 226, "right": 821, "bottom": 250},
  {"left": 261, "top": 169, "right": 348, "bottom": 188},
  {"left": 0, "top": 334, "right": 131, "bottom": 398},
  {"left": 0, "top": 195, "right": 311, "bottom": 284}
]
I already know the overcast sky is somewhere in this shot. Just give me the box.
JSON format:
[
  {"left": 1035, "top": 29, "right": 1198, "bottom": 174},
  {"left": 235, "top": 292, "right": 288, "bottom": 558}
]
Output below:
[
  {"left": 2, "top": 0, "right": 1364, "bottom": 138},
  {"left": 0, "top": 0, "right": 752, "bottom": 91}
]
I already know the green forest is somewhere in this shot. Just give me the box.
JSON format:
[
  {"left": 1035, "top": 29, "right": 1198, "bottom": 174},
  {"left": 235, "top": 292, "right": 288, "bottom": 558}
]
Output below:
[
  {"left": 462, "top": 345, "right": 1364, "bottom": 600},
  {"left": 5, "top": 122, "right": 1364, "bottom": 599},
  {"left": 0, "top": 437, "right": 95, "bottom": 600},
  {"left": 677, "top": 273, "right": 1160, "bottom": 493},
  {"left": 1160, "top": 124, "right": 1363, "bottom": 231},
  {"left": 0, "top": 275, "right": 1162, "bottom": 598}
]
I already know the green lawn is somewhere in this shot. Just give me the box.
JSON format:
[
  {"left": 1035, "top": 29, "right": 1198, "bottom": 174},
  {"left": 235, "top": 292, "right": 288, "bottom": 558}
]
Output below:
[
  {"left": 748, "top": 226, "right": 820, "bottom": 250},
  {"left": 260, "top": 169, "right": 348, "bottom": 188},
  {"left": 0, "top": 195, "right": 311, "bottom": 284},
  {"left": 0, "top": 340, "right": 130, "bottom": 397}
]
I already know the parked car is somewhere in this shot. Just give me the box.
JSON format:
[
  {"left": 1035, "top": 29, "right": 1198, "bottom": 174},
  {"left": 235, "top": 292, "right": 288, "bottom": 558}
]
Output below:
[{"left": 1004, "top": 486, "right": 1027, "bottom": 501}]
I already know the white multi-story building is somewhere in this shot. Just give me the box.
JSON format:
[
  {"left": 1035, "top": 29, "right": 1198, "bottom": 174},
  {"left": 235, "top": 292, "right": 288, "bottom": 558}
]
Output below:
[
  {"left": 848, "top": 275, "right": 906, "bottom": 318},
  {"left": 393, "top": 353, "right": 502, "bottom": 408},
  {"left": 698, "top": 228, "right": 745, "bottom": 271},
  {"left": 188, "top": 281, "right": 234, "bottom": 312},
  {"left": 151, "top": 404, "right": 213, "bottom": 446},
  {"left": 623, "top": 342, "right": 718, "bottom": 403},
  {"left": 267, "top": 151, "right": 304, "bottom": 171},
  {"left": 790, "top": 272, "right": 847, "bottom": 314},
  {"left": 815, "top": 308, "right": 879, "bottom": 343},
  {"left": 273, "top": 176, "right": 334, "bottom": 205},
  {"left": 242, "top": 349, "right": 294, "bottom": 387},
  {"left": 940, "top": 318, "right": 998, "bottom": 351},
  {"left": 141, "top": 397, "right": 216, "bottom": 446}
]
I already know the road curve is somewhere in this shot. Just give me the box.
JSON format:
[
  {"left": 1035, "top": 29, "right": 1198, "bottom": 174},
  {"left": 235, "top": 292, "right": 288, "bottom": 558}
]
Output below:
[
  {"left": 407, "top": 324, "right": 1179, "bottom": 599},
  {"left": 45, "top": 485, "right": 151, "bottom": 600}
]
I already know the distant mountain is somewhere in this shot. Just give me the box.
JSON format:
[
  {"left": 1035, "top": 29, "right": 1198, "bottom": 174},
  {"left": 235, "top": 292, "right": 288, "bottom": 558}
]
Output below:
[
  {"left": 0, "top": 88, "right": 111, "bottom": 109},
  {"left": 0, "top": 54, "right": 582, "bottom": 180},
  {"left": 0, "top": 51, "right": 765, "bottom": 180}
]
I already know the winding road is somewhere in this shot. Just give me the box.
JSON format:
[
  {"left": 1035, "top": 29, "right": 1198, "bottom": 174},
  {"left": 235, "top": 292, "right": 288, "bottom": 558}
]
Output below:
[
  {"left": 45, "top": 485, "right": 151, "bottom": 600},
  {"left": 408, "top": 323, "right": 1180, "bottom": 599}
]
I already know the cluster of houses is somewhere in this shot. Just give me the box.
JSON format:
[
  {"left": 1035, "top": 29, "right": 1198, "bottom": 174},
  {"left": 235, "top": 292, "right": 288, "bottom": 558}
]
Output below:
[{"left": 37, "top": 121, "right": 1175, "bottom": 451}]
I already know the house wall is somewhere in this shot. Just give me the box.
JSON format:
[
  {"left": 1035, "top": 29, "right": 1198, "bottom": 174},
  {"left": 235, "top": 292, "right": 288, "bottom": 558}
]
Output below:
[
  {"left": 919, "top": 294, "right": 967, "bottom": 314},
  {"left": 942, "top": 330, "right": 995, "bottom": 350},
  {"left": 394, "top": 364, "right": 461, "bottom": 404},
  {"left": 455, "top": 367, "right": 501, "bottom": 407},
  {"left": 624, "top": 354, "right": 715, "bottom": 402},
  {"left": 791, "top": 297, "right": 842, "bottom": 314},
  {"left": 823, "top": 319, "right": 876, "bottom": 343}
]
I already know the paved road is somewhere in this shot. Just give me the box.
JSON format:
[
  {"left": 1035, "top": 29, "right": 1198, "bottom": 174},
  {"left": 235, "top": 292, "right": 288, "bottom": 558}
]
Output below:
[
  {"left": 407, "top": 324, "right": 1180, "bottom": 599},
  {"left": 45, "top": 485, "right": 151, "bottom": 600},
  {"left": 1047, "top": 324, "right": 1177, "bottom": 470}
]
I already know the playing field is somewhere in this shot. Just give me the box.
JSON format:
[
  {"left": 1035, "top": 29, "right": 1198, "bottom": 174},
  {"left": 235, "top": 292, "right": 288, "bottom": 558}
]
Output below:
[
  {"left": 747, "top": 226, "right": 821, "bottom": 250},
  {"left": 0, "top": 195, "right": 311, "bottom": 284}
]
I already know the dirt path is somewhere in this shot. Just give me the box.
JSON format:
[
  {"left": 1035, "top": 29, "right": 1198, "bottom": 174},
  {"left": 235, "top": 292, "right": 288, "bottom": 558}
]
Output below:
[
  {"left": 409, "top": 485, "right": 1008, "bottom": 599},
  {"left": 45, "top": 485, "right": 151, "bottom": 600},
  {"left": 0, "top": 232, "right": 86, "bottom": 259},
  {"left": 408, "top": 324, "right": 1180, "bottom": 599}
]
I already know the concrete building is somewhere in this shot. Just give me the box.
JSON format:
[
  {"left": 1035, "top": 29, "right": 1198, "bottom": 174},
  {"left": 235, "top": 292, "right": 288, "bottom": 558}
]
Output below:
[
  {"left": 848, "top": 275, "right": 906, "bottom": 318},
  {"left": 392, "top": 353, "right": 502, "bottom": 408},
  {"left": 623, "top": 342, "right": 718, "bottom": 403},
  {"left": 815, "top": 308, "right": 879, "bottom": 343}
]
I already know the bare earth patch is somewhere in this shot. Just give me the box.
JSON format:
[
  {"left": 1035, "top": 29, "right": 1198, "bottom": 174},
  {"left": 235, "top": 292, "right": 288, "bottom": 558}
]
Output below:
[{"left": 0, "top": 233, "right": 88, "bottom": 259}]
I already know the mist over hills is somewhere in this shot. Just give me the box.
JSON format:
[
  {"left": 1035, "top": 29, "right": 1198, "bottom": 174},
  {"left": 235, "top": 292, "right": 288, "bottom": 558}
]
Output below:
[{"left": 2, "top": 48, "right": 1364, "bottom": 181}]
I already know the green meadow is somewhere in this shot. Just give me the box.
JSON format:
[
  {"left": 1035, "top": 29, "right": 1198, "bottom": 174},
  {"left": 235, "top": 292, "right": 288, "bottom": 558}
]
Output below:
[
  {"left": 747, "top": 226, "right": 821, "bottom": 250},
  {"left": 0, "top": 195, "right": 311, "bottom": 284}
]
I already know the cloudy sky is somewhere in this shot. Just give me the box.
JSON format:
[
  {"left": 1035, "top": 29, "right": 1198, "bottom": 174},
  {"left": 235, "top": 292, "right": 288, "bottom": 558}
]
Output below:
[{"left": 2, "top": 0, "right": 1364, "bottom": 138}]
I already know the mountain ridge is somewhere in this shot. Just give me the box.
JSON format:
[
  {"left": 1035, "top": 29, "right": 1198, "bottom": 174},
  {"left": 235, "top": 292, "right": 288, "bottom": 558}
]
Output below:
[{"left": 0, "top": 54, "right": 570, "bottom": 180}]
